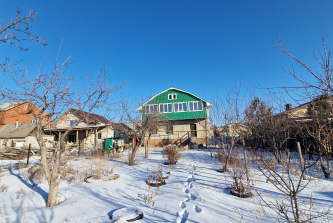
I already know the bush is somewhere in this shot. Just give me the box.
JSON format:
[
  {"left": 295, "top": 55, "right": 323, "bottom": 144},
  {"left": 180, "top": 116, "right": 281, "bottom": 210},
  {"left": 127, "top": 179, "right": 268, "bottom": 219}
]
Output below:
[{"left": 163, "top": 146, "right": 181, "bottom": 163}]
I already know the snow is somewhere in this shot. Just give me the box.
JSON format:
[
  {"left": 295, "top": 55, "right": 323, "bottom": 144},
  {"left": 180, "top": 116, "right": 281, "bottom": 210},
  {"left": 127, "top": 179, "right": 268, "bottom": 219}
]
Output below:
[{"left": 0, "top": 148, "right": 332, "bottom": 222}]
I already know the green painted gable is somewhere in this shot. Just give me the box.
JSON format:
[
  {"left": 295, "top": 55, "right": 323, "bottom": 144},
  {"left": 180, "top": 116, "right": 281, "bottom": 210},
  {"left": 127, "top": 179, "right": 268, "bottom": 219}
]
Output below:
[{"left": 140, "top": 88, "right": 210, "bottom": 121}]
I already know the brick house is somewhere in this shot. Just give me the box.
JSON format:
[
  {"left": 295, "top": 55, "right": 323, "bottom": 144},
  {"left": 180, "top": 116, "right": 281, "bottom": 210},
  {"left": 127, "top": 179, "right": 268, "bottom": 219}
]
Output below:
[{"left": 0, "top": 102, "right": 51, "bottom": 129}]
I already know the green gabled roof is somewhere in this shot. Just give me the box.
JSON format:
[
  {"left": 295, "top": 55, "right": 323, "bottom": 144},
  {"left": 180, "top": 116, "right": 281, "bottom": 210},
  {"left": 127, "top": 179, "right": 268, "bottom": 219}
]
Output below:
[{"left": 137, "top": 87, "right": 212, "bottom": 111}]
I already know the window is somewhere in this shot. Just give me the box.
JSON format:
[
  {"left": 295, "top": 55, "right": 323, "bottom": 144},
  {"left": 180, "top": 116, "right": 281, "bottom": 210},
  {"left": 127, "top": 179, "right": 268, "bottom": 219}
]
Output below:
[
  {"left": 0, "top": 115, "right": 2, "bottom": 122},
  {"left": 68, "top": 135, "right": 76, "bottom": 143},
  {"left": 145, "top": 104, "right": 158, "bottom": 114},
  {"left": 166, "top": 125, "right": 173, "bottom": 134},
  {"left": 31, "top": 119, "right": 36, "bottom": 124},
  {"left": 70, "top": 120, "right": 78, "bottom": 126},
  {"left": 159, "top": 103, "right": 172, "bottom": 113},
  {"left": 189, "top": 101, "right": 203, "bottom": 111},
  {"left": 24, "top": 106, "right": 28, "bottom": 110},
  {"left": 98, "top": 133, "right": 102, "bottom": 139},
  {"left": 174, "top": 102, "right": 187, "bottom": 112},
  {"left": 168, "top": 93, "right": 177, "bottom": 100}
]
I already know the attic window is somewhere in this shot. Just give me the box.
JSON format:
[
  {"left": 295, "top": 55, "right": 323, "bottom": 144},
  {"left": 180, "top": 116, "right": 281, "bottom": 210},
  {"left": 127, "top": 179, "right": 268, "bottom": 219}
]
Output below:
[
  {"left": 168, "top": 94, "right": 177, "bottom": 100},
  {"left": 70, "top": 120, "right": 78, "bottom": 126},
  {"left": 31, "top": 119, "right": 36, "bottom": 124},
  {"left": 24, "top": 106, "right": 28, "bottom": 110}
]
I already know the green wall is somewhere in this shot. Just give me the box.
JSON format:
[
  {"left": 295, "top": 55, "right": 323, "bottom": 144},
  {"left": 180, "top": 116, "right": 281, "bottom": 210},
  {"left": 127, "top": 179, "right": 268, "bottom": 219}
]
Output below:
[{"left": 142, "top": 89, "right": 208, "bottom": 120}]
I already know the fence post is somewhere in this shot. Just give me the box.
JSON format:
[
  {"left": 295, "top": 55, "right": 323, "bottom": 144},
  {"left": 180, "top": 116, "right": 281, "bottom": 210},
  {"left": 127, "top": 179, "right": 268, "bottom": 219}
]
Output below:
[{"left": 26, "top": 144, "right": 31, "bottom": 165}]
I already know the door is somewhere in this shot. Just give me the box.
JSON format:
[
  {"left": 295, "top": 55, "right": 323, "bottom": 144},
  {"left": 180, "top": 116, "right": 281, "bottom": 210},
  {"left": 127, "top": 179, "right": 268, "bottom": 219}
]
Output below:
[{"left": 190, "top": 124, "right": 197, "bottom": 137}]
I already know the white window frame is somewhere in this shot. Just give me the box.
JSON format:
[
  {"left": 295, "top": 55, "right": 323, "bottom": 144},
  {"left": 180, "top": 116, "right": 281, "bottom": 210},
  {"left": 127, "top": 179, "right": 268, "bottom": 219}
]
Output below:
[
  {"left": 145, "top": 104, "right": 158, "bottom": 114},
  {"left": 168, "top": 93, "right": 177, "bottom": 100},
  {"left": 31, "top": 119, "right": 36, "bottom": 124},
  {"left": 159, "top": 103, "right": 172, "bottom": 113},
  {"left": 24, "top": 105, "right": 28, "bottom": 110},
  {"left": 188, "top": 101, "right": 203, "bottom": 112},
  {"left": 174, "top": 102, "right": 188, "bottom": 112}
]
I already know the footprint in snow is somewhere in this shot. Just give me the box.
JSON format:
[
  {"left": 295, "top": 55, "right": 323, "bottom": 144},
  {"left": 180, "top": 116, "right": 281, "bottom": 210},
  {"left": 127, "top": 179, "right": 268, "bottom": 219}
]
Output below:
[
  {"left": 179, "top": 201, "right": 186, "bottom": 209},
  {"left": 176, "top": 209, "right": 189, "bottom": 223},
  {"left": 187, "top": 175, "right": 194, "bottom": 183},
  {"left": 189, "top": 193, "right": 197, "bottom": 200},
  {"left": 184, "top": 188, "right": 190, "bottom": 194},
  {"left": 194, "top": 205, "right": 202, "bottom": 213}
]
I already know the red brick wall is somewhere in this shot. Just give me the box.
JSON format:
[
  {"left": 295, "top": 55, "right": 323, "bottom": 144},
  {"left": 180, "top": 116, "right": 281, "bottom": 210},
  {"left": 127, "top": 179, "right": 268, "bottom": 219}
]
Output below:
[{"left": 0, "top": 102, "right": 51, "bottom": 129}]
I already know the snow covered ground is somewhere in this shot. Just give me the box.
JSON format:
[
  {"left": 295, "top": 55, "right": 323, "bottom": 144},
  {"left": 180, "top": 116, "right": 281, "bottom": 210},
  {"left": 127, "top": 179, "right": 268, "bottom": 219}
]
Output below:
[{"left": 0, "top": 148, "right": 332, "bottom": 223}]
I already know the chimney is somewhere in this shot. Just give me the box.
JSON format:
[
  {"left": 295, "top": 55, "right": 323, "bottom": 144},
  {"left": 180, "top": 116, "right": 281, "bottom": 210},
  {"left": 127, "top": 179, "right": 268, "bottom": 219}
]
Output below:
[
  {"left": 286, "top": 104, "right": 292, "bottom": 111},
  {"left": 15, "top": 120, "right": 18, "bottom": 128}
]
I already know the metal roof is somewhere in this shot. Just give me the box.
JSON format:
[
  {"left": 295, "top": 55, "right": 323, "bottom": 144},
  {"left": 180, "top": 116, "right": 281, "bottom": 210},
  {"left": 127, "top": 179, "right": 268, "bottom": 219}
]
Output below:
[
  {"left": 0, "top": 102, "right": 25, "bottom": 111},
  {"left": 0, "top": 123, "right": 36, "bottom": 139}
]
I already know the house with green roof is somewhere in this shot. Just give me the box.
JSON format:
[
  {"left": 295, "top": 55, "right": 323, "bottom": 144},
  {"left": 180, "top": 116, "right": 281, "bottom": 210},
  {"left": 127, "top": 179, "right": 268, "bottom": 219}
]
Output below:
[{"left": 137, "top": 87, "right": 213, "bottom": 148}]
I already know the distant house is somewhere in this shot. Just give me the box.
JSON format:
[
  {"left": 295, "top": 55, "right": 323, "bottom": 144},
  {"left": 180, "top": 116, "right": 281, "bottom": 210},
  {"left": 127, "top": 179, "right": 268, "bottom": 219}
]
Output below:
[
  {"left": 0, "top": 102, "right": 51, "bottom": 129},
  {"left": 0, "top": 123, "right": 53, "bottom": 149},
  {"left": 275, "top": 103, "right": 312, "bottom": 119},
  {"left": 137, "top": 87, "right": 213, "bottom": 148},
  {"left": 45, "top": 108, "right": 128, "bottom": 149}
]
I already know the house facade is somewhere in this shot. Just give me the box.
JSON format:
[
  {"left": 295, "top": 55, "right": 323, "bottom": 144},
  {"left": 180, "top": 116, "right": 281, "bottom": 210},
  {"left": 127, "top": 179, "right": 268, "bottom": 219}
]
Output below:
[
  {"left": 45, "top": 109, "right": 128, "bottom": 149},
  {"left": 137, "top": 87, "right": 213, "bottom": 148},
  {"left": 0, "top": 102, "right": 51, "bottom": 129},
  {"left": 0, "top": 123, "right": 53, "bottom": 149}
]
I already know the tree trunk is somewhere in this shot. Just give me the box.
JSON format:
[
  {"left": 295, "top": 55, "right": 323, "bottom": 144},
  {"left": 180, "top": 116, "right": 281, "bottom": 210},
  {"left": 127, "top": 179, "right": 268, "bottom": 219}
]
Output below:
[
  {"left": 46, "top": 174, "right": 60, "bottom": 207},
  {"left": 145, "top": 133, "right": 151, "bottom": 159},
  {"left": 243, "top": 140, "right": 250, "bottom": 182},
  {"left": 129, "top": 139, "right": 142, "bottom": 166},
  {"left": 296, "top": 142, "right": 306, "bottom": 180}
]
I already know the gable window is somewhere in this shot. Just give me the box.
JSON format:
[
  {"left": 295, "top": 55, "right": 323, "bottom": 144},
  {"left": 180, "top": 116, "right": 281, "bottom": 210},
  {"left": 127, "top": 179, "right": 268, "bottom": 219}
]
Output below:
[
  {"left": 98, "top": 133, "right": 102, "bottom": 139},
  {"left": 70, "top": 120, "right": 78, "bottom": 126},
  {"left": 24, "top": 105, "right": 28, "bottom": 110},
  {"left": 189, "top": 101, "right": 203, "bottom": 112},
  {"left": 174, "top": 102, "right": 187, "bottom": 112},
  {"left": 145, "top": 104, "right": 158, "bottom": 114},
  {"left": 168, "top": 93, "right": 177, "bottom": 100},
  {"left": 31, "top": 119, "right": 36, "bottom": 124},
  {"left": 159, "top": 103, "right": 172, "bottom": 113}
]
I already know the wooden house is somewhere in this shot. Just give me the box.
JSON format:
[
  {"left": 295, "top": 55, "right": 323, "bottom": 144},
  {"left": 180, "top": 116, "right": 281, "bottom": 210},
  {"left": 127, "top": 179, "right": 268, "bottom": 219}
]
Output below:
[
  {"left": 45, "top": 109, "right": 129, "bottom": 149},
  {"left": 137, "top": 87, "right": 213, "bottom": 148}
]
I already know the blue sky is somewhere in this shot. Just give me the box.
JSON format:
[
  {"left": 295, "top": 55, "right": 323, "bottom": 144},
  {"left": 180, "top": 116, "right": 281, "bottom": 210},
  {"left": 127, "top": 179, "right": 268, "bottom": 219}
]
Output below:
[{"left": 1, "top": 1, "right": 333, "bottom": 118}]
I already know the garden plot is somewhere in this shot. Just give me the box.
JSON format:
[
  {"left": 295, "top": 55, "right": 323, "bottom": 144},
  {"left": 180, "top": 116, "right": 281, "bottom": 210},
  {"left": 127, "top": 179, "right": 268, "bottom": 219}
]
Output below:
[{"left": 0, "top": 148, "right": 331, "bottom": 222}]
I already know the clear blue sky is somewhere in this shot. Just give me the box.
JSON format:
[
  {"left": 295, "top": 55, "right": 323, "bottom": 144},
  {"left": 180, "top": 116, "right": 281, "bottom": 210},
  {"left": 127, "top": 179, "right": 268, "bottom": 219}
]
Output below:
[{"left": 1, "top": 1, "right": 333, "bottom": 117}]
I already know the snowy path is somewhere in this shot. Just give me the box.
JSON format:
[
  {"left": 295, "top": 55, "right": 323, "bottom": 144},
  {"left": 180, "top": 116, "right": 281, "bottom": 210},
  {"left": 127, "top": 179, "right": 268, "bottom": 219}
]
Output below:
[{"left": 176, "top": 153, "right": 204, "bottom": 223}]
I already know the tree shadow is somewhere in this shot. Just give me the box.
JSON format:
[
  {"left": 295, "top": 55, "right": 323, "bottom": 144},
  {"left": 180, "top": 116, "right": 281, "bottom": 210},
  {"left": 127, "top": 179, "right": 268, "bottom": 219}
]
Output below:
[{"left": 8, "top": 166, "right": 48, "bottom": 205}]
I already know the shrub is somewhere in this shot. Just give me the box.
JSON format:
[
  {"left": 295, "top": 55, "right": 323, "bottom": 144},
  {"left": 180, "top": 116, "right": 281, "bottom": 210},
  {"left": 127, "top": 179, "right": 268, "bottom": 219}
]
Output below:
[{"left": 163, "top": 146, "right": 181, "bottom": 163}]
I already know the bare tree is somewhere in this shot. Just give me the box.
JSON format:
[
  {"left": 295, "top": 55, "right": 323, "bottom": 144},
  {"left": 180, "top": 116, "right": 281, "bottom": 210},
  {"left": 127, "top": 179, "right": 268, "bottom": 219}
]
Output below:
[
  {"left": 305, "top": 94, "right": 333, "bottom": 178},
  {"left": 121, "top": 95, "right": 170, "bottom": 165},
  {"left": 1, "top": 56, "right": 125, "bottom": 207},
  {"left": 254, "top": 148, "right": 331, "bottom": 223},
  {"left": 273, "top": 36, "right": 333, "bottom": 178},
  {"left": 0, "top": 6, "right": 48, "bottom": 74},
  {"left": 212, "top": 83, "right": 243, "bottom": 171}
]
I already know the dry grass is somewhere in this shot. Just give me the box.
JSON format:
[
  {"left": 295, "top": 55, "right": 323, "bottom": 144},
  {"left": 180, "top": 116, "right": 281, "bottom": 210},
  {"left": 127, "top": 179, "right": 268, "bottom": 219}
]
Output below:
[{"left": 0, "top": 184, "right": 8, "bottom": 193}]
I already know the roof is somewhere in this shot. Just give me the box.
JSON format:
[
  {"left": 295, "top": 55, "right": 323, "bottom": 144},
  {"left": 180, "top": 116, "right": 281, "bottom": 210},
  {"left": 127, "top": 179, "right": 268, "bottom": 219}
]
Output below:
[
  {"left": 137, "top": 87, "right": 212, "bottom": 111},
  {"left": 0, "top": 102, "right": 25, "bottom": 111},
  {"left": 111, "top": 122, "right": 132, "bottom": 133},
  {"left": 275, "top": 102, "right": 311, "bottom": 117},
  {"left": 0, "top": 123, "right": 36, "bottom": 139},
  {"left": 67, "top": 108, "right": 109, "bottom": 124}
]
